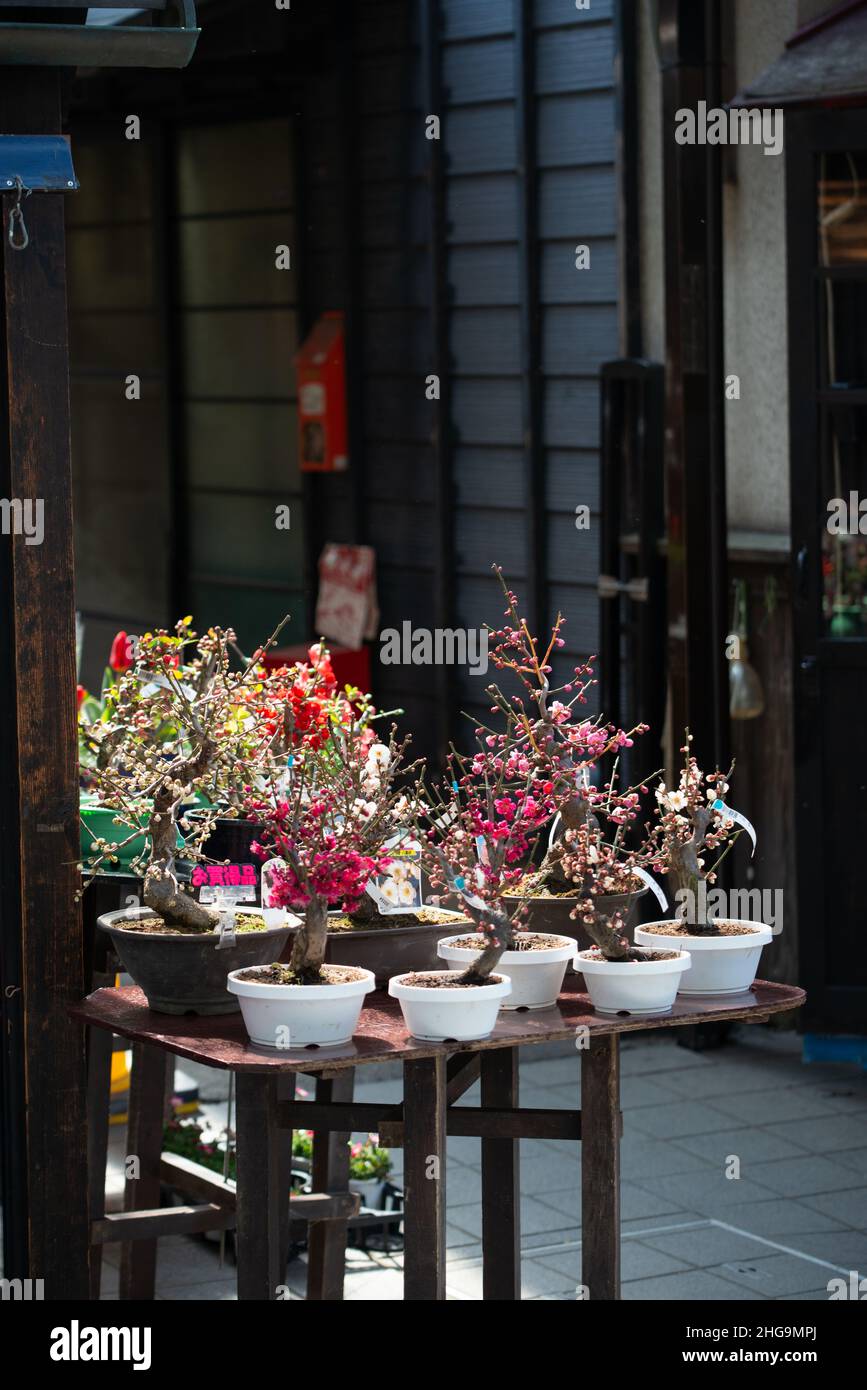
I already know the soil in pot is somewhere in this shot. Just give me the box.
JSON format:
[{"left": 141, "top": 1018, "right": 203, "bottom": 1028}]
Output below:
[
  {"left": 438, "top": 932, "right": 577, "bottom": 1010},
  {"left": 236, "top": 963, "right": 368, "bottom": 987},
  {"left": 399, "top": 970, "right": 507, "bottom": 989},
  {"left": 446, "top": 933, "right": 565, "bottom": 951},
  {"left": 639, "top": 921, "right": 755, "bottom": 938},
  {"left": 114, "top": 911, "right": 273, "bottom": 936},
  {"left": 328, "top": 906, "right": 466, "bottom": 933}
]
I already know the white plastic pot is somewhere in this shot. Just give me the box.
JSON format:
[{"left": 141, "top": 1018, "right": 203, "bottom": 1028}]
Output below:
[
  {"left": 226, "top": 966, "right": 376, "bottom": 1047},
  {"left": 436, "top": 933, "right": 576, "bottom": 1010},
  {"left": 634, "top": 919, "right": 773, "bottom": 996},
  {"left": 388, "top": 970, "right": 511, "bottom": 1041},
  {"left": 576, "top": 948, "right": 691, "bottom": 1016}
]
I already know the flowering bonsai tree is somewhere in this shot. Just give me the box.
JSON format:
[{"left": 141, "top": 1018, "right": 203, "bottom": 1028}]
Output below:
[
  {"left": 414, "top": 740, "right": 557, "bottom": 983},
  {"left": 245, "top": 698, "right": 419, "bottom": 983},
  {"left": 81, "top": 618, "right": 297, "bottom": 931},
  {"left": 482, "top": 567, "right": 649, "bottom": 898},
  {"left": 645, "top": 733, "right": 741, "bottom": 932}
]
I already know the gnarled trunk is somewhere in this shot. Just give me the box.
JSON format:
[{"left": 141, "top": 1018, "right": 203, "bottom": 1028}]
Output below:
[
  {"left": 667, "top": 805, "right": 714, "bottom": 933},
  {"left": 143, "top": 786, "right": 219, "bottom": 932},
  {"left": 456, "top": 901, "right": 514, "bottom": 985},
  {"left": 290, "top": 892, "right": 330, "bottom": 982}
]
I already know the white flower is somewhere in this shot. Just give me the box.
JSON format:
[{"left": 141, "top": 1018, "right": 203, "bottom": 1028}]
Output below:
[
  {"left": 391, "top": 862, "right": 409, "bottom": 883},
  {"left": 398, "top": 880, "right": 416, "bottom": 905},
  {"left": 366, "top": 744, "right": 391, "bottom": 771},
  {"left": 380, "top": 879, "right": 400, "bottom": 905},
  {"left": 668, "top": 791, "right": 687, "bottom": 811},
  {"left": 655, "top": 783, "right": 667, "bottom": 802}
]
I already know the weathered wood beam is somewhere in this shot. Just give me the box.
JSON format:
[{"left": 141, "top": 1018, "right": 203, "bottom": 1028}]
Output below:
[{"left": 0, "top": 65, "right": 89, "bottom": 1298}]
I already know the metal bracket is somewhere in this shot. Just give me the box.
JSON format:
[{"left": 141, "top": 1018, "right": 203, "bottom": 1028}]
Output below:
[{"left": 597, "top": 574, "right": 650, "bottom": 603}]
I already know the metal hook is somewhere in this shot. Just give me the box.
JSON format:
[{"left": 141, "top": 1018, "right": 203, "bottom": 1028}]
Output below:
[{"left": 7, "top": 175, "right": 31, "bottom": 251}]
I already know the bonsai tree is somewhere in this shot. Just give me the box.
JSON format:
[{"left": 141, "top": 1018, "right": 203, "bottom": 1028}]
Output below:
[
  {"left": 645, "top": 733, "right": 741, "bottom": 932},
  {"left": 244, "top": 696, "right": 419, "bottom": 983},
  {"left": 80, "top": 618, "right": 297, "bottom": 930},
  {"left": 481, "top": 566, "right": 649, "bottom": 897},
  {"left": 414, "top": 742, "right": 557, "bottom": 984}
]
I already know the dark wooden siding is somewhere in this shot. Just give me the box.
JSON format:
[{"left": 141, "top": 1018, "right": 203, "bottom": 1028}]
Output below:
[{"left": 310, "top": 0, "right": 620, "bottom": 758}]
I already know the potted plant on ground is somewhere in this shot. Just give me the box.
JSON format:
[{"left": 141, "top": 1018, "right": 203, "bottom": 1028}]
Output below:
[
  {"left": 633, "top": 735, "right": 773, "bottom": 995},
  {"left": 83, "top": 619, "right": 298, "bottom": 1014},
  {"left": 227, "top": 699, "right": 417, "bottom": 1047},
  {"left": 481, "top": 568, "right": 652, "bottom": 937}
]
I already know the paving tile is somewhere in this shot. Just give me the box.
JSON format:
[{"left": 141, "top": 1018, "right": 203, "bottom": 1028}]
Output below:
[
  {"left": 801, "top": 1188, "right": 867, "bottom": 1229},
  {"left": 346, "top": 1270, "right": 407, "bottom": 1301},
  {"left": 762, "top": 1114, "right": 867, "bottom": 1156},
  {"left": 443, "top": 1162, "right": 482, "bottom": 1206},
  {"left": 748, "top": 1155, "right": 867, "bottom": 1199},
  {"left": 517, "top": 1139, "right": 579, "bottom": 1191},
  {"left": 631, "top": 1170, "right": 779, "bottom": 1212},
  {"left": 519, "top": 1056, "right": 581, "bottom": 1087},
  {"left": 641, "top": 1222, "right": 773, "bottom": 1267},
  {"left": 713, "top": 1199, "right": 848, "bottom": 1237},
  {"left": 832, "top": 1147, "right": 867, "bottom": 1178},
  {"left": 444, "top": 1256, "right": 577, "bottom": 1301},
  {"left": 157, "top": 1280, "right": 239, "bottom": 1301},
  {"left": 444, "top": 1193, "right": 573, "bottom": 1240},
  {"left": 709, "top": 1088, "right": 841, "bottom": 1125},
  {"left": 619, "top": 1039, "right": 713, "bottom": 1076},
  {"left": 778, "top": 1230, "right": 867, "bottom": 1268},
  {"left": 626, "top": 1100, "right": 739, "bottom": 1140},
  {"left": 537, "top": 1239, "right": 689, "bottom": 1283},
  {"left": 673, "top": 1127, "right": 808, "bottom": 1166},
  {"left": 620, "top": 1135, "right": 717, "bottom": 1179},
  {"left": 651, "top": 1061, "right": 806, "bottom": 1101},
  {"left": 621, "top": 1269, "right": 765, "bottom": 1301},
  {"left": 446, "top": 1224, "right": 482, "bottom": 1254},
  {"left": 619, "top": 1075, "right": 697, "bottom": 1110},
  {"left": 706, "top": 1254, "right": 836, "bottom": 1298},
  {"left": 153, "top": 1235, "right": 237, "bottom": 1288}
]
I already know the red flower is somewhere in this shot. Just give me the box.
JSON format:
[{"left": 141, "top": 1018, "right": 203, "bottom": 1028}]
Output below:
[
  {"left": 76, "top": 684, "right": 87, "bottom": 709},
  {"left": 109, "top": 631, "right": 132, "bottom": 673}
]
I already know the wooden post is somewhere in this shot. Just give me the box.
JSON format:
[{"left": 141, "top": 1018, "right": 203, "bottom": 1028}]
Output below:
[
  {"left": 119, "top": 1044, "right": 171, "bottom": 1299},
  {"left": 403, "top": 1055, "right": 446, "bottom": 1301},
  {"left": 235, "top": 1073, "right": 286, "bottom": 1300},
  {"left": 480, "top": 1048, "right": 521, "bottom": 1300},
  {"left": 581, "top": 1035, "right": 621, "bottom": 1300},
  {"left": 306, "top": 1069, "right": 354, "bottom": 1300},
  {"left": 0, "top": 66, "right": 90, "bottom": 1297}
]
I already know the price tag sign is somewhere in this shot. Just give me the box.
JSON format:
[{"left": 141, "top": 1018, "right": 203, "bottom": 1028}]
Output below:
[{"left": 193, "top": 862, "right": 259, "bottom": 904}]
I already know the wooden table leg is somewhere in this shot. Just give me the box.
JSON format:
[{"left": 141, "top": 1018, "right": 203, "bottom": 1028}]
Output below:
[
  {"left": 85, "top": 1028, "right": 114, "bottom": 1299},
  {"left": 119, "top": 1043, "right": 171, "bottom": 1300},
  {"left": 306, "top": 1068, "right": 355, "bottom": 1300},
  {"left": 403, "top": 1055, "right": 446, "bottom": 1301},
  {"left": 236, "top": 1073, "right": 285, "bottom": 1300},
  {"left": 481, "top": 1048, "right": 521, "bottom": 1299},
  {"left": 581, "top": 1034, "right": 621, "bottom": 1300}
]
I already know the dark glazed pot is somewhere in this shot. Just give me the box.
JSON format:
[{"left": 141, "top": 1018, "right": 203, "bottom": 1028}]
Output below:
[
  {"left": 502, "top": 888, "right": 648, "bottom": 952},
  {"left": 280, "top": 910, "right": 471, "bottom": 986},
  {"left": 98, "top": 907, "right": 291, "bottom": 1015}
]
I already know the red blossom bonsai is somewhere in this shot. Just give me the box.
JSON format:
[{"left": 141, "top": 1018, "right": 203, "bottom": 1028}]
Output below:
[{"left": 245, "top": 696, "right": 419, "bottom": 983}]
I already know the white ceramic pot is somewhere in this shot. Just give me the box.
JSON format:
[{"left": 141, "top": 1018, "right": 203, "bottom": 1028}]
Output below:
[
  {"left": 436, "top": 933, "right": 576, "bottom": 1010},
  {"left": 576, "top": 948, "right": 691, "bottom": 1016},
  {"left": 388, "top": 970, "right": 511, "bottom": 1041},
  {"left": 226, "top": 967, "right": 376, "bottom": 1047},
  {"left": 634, "top": 919, "right": 773, "bottom": 996}
]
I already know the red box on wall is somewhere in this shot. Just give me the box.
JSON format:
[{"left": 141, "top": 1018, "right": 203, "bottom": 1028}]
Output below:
[{"left": 294, "top": 311, "right": 348, "bottom": 472}]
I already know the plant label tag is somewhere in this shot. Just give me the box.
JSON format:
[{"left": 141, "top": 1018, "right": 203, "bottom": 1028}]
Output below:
[
  {"left": 630, "top": 866, "right": 668, "bottom": 910},
  {"left": 194, "top": 862, "right": 258, "bottom": 903},
  {"left": 366, "top": 831, "right": 423, "bottom": 914},
  {"left": 712, "top": 800, "right": 757, "bottom": 857}
]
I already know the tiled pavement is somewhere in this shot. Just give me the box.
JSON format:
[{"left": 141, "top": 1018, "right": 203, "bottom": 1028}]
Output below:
[{"left": 100, "top": 1023, "right": 867, "bottom": 1301}]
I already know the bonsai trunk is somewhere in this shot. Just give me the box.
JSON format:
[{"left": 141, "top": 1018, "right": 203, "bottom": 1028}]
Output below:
[
  {"left": 457, "top": 902, "right": 514, "bottom": 985},
  {"left": 667, "top": 805, "right": 714, "bottom": 933},
  {"left": 531, "top": 790, "right": 597, "bottom": 891},
  {"left": 143, "top": 787, "right": 219, "bottom": 932},
  {"left": 582, "top": 906, "right": 636, "bottom": 961},
  {"left": 289, "top": 892, "right": 330, "bottom": 982}
]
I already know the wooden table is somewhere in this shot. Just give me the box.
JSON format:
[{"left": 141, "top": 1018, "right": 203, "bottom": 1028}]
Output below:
[{"left": 71, "top": 977, "right": 804, "bottom": 1301}]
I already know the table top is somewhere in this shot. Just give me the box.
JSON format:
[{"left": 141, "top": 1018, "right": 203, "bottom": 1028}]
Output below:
[{"left": 70, "top": 977, "right": 805, "bottom": 1075}]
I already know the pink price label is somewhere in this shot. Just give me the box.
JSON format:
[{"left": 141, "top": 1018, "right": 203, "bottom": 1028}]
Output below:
[{"left": 191, "top": 863, "right": 258, "bottom": 889}]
